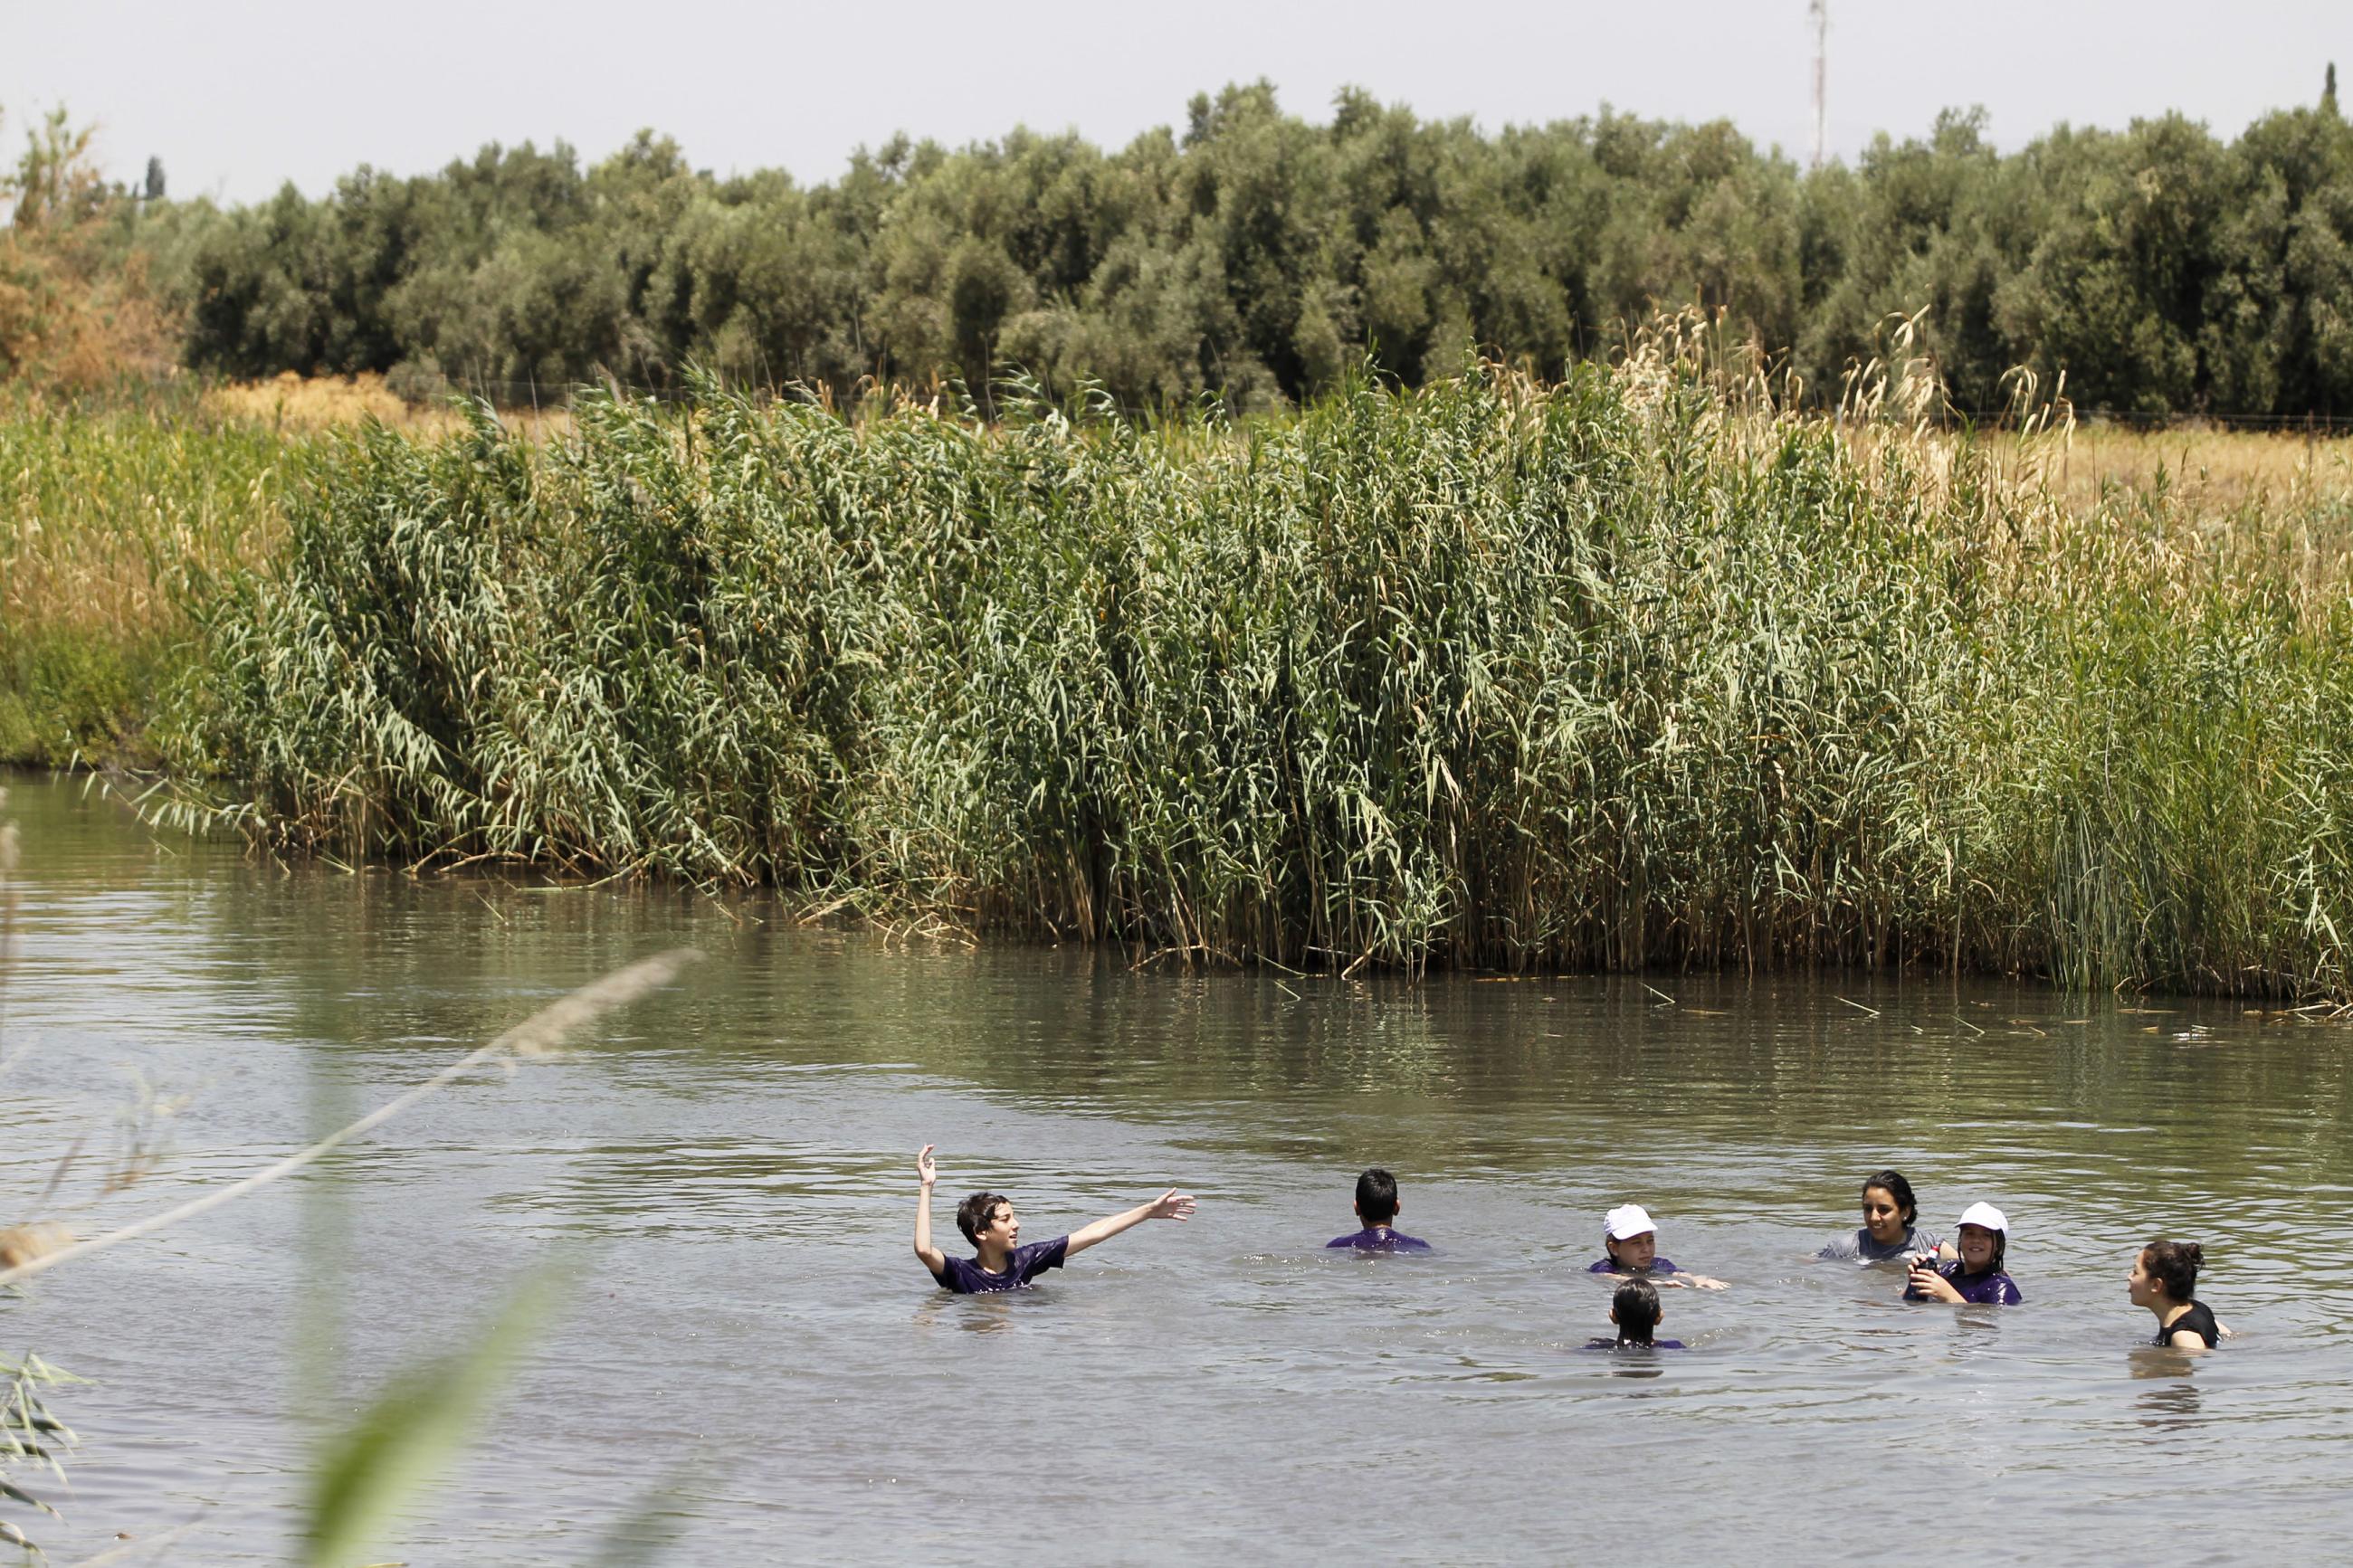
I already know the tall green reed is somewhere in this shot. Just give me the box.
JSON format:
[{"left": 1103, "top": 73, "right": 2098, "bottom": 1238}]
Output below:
[{"left": 156, "top": 352, "right": 2353, "bottom": 997}]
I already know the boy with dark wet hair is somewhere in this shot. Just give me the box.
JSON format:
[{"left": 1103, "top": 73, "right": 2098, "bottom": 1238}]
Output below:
[
  {"left": 1326, "top": 1166, "right": 1432, "bottom": 1252},
  {"left": 912, "top": 1145, "right": 1196, "bottom": 1294},
  {"left": 1586, "top": 1278, "right": 1685, "bottom": 1350}
]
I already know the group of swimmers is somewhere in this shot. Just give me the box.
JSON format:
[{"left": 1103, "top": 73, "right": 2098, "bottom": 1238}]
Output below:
[{"left": 911, "top": 1150, "right": 2227, "bottom": 1353}]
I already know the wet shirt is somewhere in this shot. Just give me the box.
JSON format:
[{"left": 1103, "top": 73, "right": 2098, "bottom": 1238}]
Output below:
[
  {"left": 1583, "top": 1337, "right": 1686, "bottom": 1350},
  {"left": 1821, "top": 1223, "right": 1942, "bottom": 1263},
  {"left": 2154, "top": 1301, "right": 2221, "bottom": 1348},
  {"left": 931, "top": 1236, "right": 1069, "bottom": 1294},
  {"left": 1327, "top": 1227, "right": 1432, "bottom": 1253},
  {"left": 1588, "top": 1258, "right": 1680, "bottom": 1274},
  {"left": 1906, "top": 1260, "right": 2022, "bottom": 1305}
]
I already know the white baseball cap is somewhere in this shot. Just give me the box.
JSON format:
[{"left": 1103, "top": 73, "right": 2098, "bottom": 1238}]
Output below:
[
  {"left": 1604, "top": 1203, "right": 1657, "bottom": 1241},
  {"left": 1956, "top": 1202, "right": 2010, "bottom": 1234}
]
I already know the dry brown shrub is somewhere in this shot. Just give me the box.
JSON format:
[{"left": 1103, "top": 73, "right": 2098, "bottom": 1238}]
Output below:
[{"left": 0, "top": 227, "right": 178, "bottom": 394}]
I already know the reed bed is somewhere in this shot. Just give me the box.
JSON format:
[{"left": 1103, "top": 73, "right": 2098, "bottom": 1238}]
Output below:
[{"left": 131, "top": 339, "right": 2353, "bottom": 998}]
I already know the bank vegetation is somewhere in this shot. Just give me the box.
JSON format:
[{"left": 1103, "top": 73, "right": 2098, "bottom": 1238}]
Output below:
[{"left": 23, "top": 326, "right": 2316, "bottom": 1000}]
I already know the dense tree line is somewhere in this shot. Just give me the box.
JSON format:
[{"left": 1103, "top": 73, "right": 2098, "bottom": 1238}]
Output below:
[{"left": 150, "top": 78, "right": 2353, "bottom": 417}]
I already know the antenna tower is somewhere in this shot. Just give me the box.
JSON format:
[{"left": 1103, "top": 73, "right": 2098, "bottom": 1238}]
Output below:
[{"left": 1809, "top": 0, "right": 1829, "bottom": 169}]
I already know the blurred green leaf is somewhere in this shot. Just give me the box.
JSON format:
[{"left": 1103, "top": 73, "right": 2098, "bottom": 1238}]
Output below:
[
  {"left": 584, "top": 1457, "right": 715, "bottom": 1568},
  {"left": 300, "top": 1265, "right": 567, "bottom": 1568}
]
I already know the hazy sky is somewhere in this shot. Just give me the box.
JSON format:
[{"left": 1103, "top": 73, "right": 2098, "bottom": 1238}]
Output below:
[{"left": 6, "top": 2, "right": 2348, "bottom": 204}]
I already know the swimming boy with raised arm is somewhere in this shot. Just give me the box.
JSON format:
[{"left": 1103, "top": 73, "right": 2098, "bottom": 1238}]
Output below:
[
  {"left": 912, "top": 1145, "right": 1196, "bottom": 1293},
  {"left": 1326, "top": 1167, "right": 1433, "bottom": 1253}
]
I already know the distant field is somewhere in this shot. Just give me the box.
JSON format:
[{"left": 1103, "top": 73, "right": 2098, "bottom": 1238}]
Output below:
[{"left": 1981, "top": 423, "right": 2353, "bottom": 519}]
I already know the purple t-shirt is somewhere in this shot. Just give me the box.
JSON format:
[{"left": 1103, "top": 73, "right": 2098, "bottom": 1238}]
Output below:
[
  {"left": 1906, "top": 1261, "right": 2022, "bottom": 1305},
  {"left": 1588, "top": 1258, "right": 1680, "bottom": 1274},
  {"left": 1327, "top": 1227, "right": 1432, "bottom": 1253},
  {"left": 1583, "top": 1336, "right": 1687, "bottom": 1351},
  {"left": 932, "top": 1236, "right": 1069, "bottom": 1294}
]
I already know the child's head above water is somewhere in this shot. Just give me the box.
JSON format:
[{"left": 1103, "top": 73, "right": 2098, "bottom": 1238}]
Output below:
[
  {"left": 1603, "top": 1203, "right": 1659, "bottom": 1270},
  {"left": 1861, "top": 1169, "right": 1920, "bottom": 1246},
  {"left": 956, "top": 1191, "right": 1016, "bottom": 1249},
  {"left": 1952, "top": 1202, "right": 2009, "bottom": 1274},
  {"left": 1355, "top": 1167, "right": 1401, "bottom": 1226},
  {"left": 2135, "top": 1238, "right": 2203, "bottom": 1304},
  {"left": 1611, "top": 1277, "right": 1664, "bottom": 1345}
]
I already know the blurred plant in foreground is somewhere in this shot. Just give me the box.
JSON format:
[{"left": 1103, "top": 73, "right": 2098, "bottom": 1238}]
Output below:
[
  {"left": 0, "top": 936, "right": 703, "bottom": 1563},
  {"left": 0, "top": 784, "right": 80, "bottom": 1563}
]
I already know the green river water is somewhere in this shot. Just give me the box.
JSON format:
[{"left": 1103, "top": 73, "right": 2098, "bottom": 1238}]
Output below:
[{"left": 3, "top": 771, "right": 2350, "bottom": 1563}]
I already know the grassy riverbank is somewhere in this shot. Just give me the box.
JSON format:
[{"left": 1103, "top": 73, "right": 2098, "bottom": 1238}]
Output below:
[
  {"left": 0, "top": 385, "right": 569, "bottom": 766},
  {"left": 0, "top": 396, "right": 296, "bottom": 765},
  {"left": 8, "top": 353, "right": 2353, "bottom": 994}
]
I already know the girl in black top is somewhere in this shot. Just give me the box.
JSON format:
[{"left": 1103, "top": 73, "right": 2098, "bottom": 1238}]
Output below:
[{"left": 2130, "top": 1239, "right": 2220, "bottom": 1350}]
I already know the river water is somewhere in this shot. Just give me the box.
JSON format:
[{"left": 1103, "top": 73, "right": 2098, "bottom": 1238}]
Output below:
[{"left": 3, "top": 771, "right": 2350, "bottom": 1564}]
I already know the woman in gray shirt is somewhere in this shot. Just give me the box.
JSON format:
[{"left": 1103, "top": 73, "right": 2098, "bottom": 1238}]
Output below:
[{"left": 1820, "top": 1169, "right": 1947, "bottom": 1263}]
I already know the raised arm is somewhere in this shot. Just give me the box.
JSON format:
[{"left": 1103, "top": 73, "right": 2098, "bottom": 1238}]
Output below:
[
  {"left": 913, "top": 1145, "right": 947, "bottom": 1278},
  {"left": 1066, "top": 1188, "right": 1196, "bottom": 1257}
]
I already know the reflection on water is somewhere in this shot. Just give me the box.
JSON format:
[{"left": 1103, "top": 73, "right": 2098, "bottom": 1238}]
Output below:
[
  {"left": 2132, "top": 1354, "right": 2207, "bottom": 1430},
  {"left": 4, "top": 771, "right": 2353, "bottom": 1563}
]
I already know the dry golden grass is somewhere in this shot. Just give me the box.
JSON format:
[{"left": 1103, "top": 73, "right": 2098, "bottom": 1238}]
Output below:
[
  {"left": 1822, "top": 421, "right": 2353, "bottom": 615},
  {"left": 201, "top": 371, "right": 574, "bottom": 438},
  {"left": 1851, "top": 425, "right": 2353, "bottom": 517},
  {"left": 2005, "top": 424, "right": 2353, "bottom": 518},
  {"left": 201, "top": 370, "right": 417, "bottom": 429}
]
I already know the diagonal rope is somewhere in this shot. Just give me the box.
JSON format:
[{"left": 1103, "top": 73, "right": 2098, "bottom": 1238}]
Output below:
[{"left": 0, "top": 948, "right": 704, "bottom": 1290}]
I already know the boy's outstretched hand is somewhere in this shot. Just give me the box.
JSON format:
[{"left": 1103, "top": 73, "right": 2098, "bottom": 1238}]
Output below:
[
  {"left": 917, "top": 1145, "right": 938, "bottom": 1188},
  {"left": 1068, "top": 1186, "right": 1200, "bottom": 1255}
]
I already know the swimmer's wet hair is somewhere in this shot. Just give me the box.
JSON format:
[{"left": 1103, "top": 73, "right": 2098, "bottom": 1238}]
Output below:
[
  {"left": 1613, "top": 1277, "right": 1662, "bottom": 1345},
  {"left": 957, "top": 1192, "right": 1012, "bottom": 1246},
  {"left": 2142, "top": 1239, "right": 2204, "bottom": 1300},
  {"left": 1862, "top": 1169, "right": 1919, "bottom": 1225},
  {"left": 1356, "top": 1167, "right": 1400, "bottom": 1225}
]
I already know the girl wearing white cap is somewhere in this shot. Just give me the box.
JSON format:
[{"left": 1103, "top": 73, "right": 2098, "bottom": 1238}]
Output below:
[
  {"left": 1903, "top": 1202, "right": 2022, "bottom": 1305},
  {"left": 1591, "top": 1203, "right": 1728, "bottom": 1290}
]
